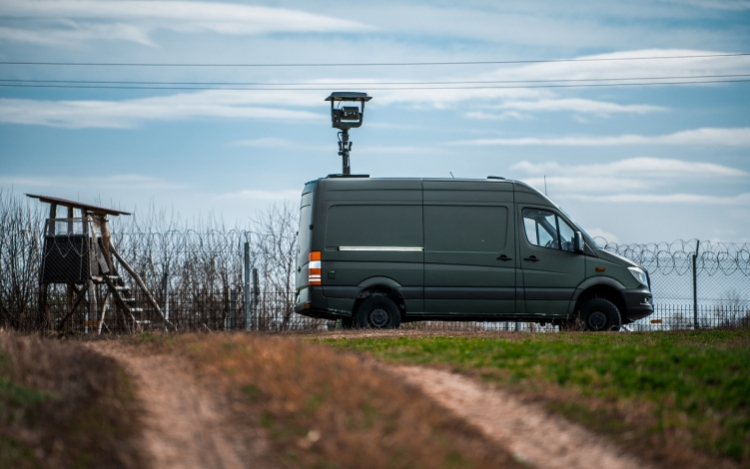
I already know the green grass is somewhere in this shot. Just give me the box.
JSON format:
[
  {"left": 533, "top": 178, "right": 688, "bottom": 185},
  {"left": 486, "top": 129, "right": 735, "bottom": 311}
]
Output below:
[{"left": 324, "top": 331, "right": 750, "bottom": 465}]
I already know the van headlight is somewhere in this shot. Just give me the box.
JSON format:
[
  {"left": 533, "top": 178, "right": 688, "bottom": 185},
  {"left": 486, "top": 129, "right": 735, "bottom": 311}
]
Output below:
[{"left": 628, "top": 267, "right": 648, "bottom": 286}]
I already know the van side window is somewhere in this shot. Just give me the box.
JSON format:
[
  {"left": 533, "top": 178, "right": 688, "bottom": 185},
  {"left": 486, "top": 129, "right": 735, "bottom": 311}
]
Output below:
[
  {"left": 522, "top": 208, "right": 576, "bottom": 252},
  {"left": 326, "top": 205, "right": 422, "bottom": 248},
  {"left": 425, "top": 205, "right": 507, "bottom": 252}
]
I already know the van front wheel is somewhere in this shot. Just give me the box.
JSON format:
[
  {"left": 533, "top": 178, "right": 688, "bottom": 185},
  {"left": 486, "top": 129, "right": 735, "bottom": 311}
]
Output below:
[
  {"left": 354, "top": 296, "right": 401, "bottom": 329},
  {"left": 580, "top": 298, "right": 621, "bottom": 331}
]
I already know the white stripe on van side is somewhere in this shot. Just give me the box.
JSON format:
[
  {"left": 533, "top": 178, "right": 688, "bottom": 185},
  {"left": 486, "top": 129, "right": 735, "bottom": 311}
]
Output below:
[{"left": 338, "top": 246, "right": 424, "bottom": 252}]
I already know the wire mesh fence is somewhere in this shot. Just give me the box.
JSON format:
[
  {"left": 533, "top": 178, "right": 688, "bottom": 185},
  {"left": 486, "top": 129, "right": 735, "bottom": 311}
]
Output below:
[{"left": 1, "top": 191, "right": 748, "bottom": 333}]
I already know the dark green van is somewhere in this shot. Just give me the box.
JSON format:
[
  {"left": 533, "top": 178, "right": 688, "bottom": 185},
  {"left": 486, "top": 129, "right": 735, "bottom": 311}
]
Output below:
[{"left": 294, "top": 176, "right": 653, "bottom": 331}]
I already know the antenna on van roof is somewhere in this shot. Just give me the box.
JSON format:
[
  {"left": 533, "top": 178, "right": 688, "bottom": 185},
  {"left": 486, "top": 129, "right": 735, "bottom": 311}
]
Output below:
[{"left": 325, "top": 92, "right": 372, "bottom": 176}]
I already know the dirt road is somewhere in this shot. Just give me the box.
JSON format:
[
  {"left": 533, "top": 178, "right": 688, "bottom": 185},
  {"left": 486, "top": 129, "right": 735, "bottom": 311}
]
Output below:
[
  {"left": 89, "top": 339, "right": 650, "bottom": 469},
  {"left": 88, "top": 342, "right": 275, "bottom": 469},
  {"left": 393, "top": 365, "right": 651, "bottom": 469}
]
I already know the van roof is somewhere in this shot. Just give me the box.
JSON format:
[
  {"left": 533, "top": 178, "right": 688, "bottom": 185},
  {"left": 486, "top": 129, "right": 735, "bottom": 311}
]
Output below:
[
  {"left": 316, "top": 174, "right": 531, "bottom": 187},
  {"left": 304, "top": 175, "right": 550, "bottom": 203}
]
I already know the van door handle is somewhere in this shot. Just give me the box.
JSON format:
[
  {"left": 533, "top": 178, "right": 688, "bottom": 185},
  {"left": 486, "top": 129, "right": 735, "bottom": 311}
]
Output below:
[
  {"left": 523, "top": 255, "right": 540, "bottom": 263},
  {"left": 497, "top": 254, "right": 513, "bottom": 261}
]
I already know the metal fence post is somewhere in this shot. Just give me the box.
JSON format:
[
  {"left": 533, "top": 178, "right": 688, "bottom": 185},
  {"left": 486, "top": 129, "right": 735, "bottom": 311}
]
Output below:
[
  {"left": 230, "top": 288, "right": 237, "bottom": 331},
  {"left": 252, "top": 267, "right": 259, "bottom": 331},
  {"left": 163, "top": 265, "right": 170, "bottom": 332},
  {"left": 244, "top": 242, "right": 250, "bottom": 331},
  {"left": 693, "top": 240, "right": 700, "bottom": 329},
  {"left": 163, "top": 265, "right": 170, "bottom": 323}
]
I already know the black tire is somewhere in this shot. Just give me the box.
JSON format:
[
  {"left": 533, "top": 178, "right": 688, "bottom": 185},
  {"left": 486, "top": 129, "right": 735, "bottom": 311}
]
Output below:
[
  {"left": 580, "top": 298, "right": 622, "bottom": 331},
  {"left": 341, "top": 316, "right": 354, "bottom": 329},
  {"left": 353, "top": 295, "right": 401, "bottom": 329}
]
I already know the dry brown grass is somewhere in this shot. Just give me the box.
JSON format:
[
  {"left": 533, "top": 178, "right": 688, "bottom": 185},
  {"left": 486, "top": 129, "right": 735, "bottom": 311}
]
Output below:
[
  {"left": 0, "top": 332, "right": 146, "bottom": 469},
  {"left": 131, "top": 332, "right": 525, "bottom": 469}
]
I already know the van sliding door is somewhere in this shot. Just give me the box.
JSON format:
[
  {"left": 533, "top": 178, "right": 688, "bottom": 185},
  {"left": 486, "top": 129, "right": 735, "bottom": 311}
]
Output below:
[{"left": 422, "top": 181, "right": 516, "bottom": 317}]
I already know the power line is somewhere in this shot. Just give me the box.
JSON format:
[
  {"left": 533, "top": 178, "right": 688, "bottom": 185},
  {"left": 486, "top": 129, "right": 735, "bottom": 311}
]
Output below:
[
  {"left": 1, "top": 78, "right": 749, "bottom": 91},
  {"left": 0, "top": 53, "right": 748, "bottom": 68},
  {"left": 1, "top": 74, "right": 749, "bottom": 87}
]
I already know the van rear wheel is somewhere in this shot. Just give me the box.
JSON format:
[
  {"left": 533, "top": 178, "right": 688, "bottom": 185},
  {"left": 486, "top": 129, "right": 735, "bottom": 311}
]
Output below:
[
  {"left": 354, "top": 296, "right": 401, "bottom": 329},
  {"left": 580, "top": 298, "right": 621, "bottom": 331}
]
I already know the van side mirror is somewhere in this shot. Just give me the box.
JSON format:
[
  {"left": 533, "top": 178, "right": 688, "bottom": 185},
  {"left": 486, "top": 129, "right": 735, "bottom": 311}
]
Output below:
[{"left": 574, "top": 231, "right": 584, "bottom": 253}]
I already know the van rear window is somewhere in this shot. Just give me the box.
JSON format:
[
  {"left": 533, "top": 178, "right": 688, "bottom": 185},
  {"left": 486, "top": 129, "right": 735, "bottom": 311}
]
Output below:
[{"left": 325, "top": 205, "right": 422, "bottom": 248}]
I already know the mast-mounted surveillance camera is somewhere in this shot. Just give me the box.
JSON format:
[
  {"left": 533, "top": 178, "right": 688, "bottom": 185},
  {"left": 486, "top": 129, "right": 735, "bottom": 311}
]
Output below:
[{"left": 325, "top": 92, "right": 371, "bottom": 176}]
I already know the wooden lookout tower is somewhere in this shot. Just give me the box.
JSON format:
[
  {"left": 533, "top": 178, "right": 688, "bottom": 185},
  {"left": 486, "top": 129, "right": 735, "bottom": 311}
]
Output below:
[{"left": 28, "top": 194, "right": 173, "bottom": 333}]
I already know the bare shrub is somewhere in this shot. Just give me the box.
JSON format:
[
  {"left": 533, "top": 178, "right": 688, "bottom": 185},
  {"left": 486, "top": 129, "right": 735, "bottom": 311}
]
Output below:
[
  {"left": 252, "top": 203, "right": 298, "bottom": 330},
  {"left": 0, "top": 190, "right": 44, "bottom": 331}
]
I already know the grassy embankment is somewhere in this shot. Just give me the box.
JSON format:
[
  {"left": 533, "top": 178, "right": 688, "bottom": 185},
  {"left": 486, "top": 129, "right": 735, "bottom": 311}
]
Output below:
[
  {"left": 0, "top": 333, "right": 145, "bottom": 469},
  {"left": 132, "top": 332, "right": 525, "bottom": 469},
  {"left": 325, "top": 331, "right": 750, "bottom": 469}
]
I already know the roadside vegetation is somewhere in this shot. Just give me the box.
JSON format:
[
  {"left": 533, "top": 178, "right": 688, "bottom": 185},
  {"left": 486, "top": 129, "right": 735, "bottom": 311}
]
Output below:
[
  {"left": 0, "top": 332, "right": 145, "bottom": 469},
  {"left": 131, "top": 332, "right": 525, "bottom": 469},
  {"left": 324, "top": 330, "right": 750, "bottom": 469}
]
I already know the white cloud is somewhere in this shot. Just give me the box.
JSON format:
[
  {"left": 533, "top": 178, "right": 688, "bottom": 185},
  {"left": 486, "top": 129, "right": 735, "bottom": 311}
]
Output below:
[
  {"left": 522, "top": 176, "right": 650, "bottom": 193},
  {"left": 510, "top": 158, "right": 749, "bottom": 209},
  {"left": 464, "top": 111, "right": 532, "bottom": 121},
  {"left": 493, "top": 99, "right": 666, "bottom": 115},
  {"left": 585, "top": 228, "right": 621, "bottom": 244},
  {"left": 0, "top": 174, "right": 188, "bottom": 191},
  {"left": 232, "top": 137, "right": 294, "bottom": 148},
  {"left": 300, "top": 48, "right": 746, "bottom": 114},
  {"left": 1, "top": 1, "right": 370, "bottom": 45},
  {"left": 231, "top": 138, "right": 329, "bottom": 152},
  {"left": 479, "top": 49, "right": 750, "bottom": 83},
  {"left": 669, "top": 0, "right": 750, "bottom": 10},
  {"left": 350, "top": 3, "right": 739, "bottom": 49},
  {"left": 373, "top": 88, "right": 547, "bottom": 109},
  {"left": 215, "top": 189, "right": 300, "bottom": 201},
  {"left": 0, "top": 85, "right": 665, "bottom": 128},
  {"left": 460, "top": 127, "right": 750, "bottom": 147},
  {"left": 0, "top": 24, "right": 155, "bottom": 46},
  {"left": 358, "top": 145, "right": 443, "bottom": 155},
  {"left": 511, "top": 157, "right": 747, "bottom": 178},
  {"left": 464, "top": 98, "right": 665, "bottom": 119},
  {"left": 0, "top": 91, "right": 326, "bottom": 128},
  {"left": 560, "top": 192, "right": 750, "bottom": 205}
]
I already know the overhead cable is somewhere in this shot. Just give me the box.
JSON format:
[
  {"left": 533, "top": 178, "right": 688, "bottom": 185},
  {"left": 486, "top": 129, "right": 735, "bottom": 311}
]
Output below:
[
  {"left": 1, "top": 73, "right": 749, "bottom": 87},
  {"left": 1, "top": 78, "right": 749, "bottom": 91},
  {"left": 0, "top": 53, "right": 748, "bottom": 68}
]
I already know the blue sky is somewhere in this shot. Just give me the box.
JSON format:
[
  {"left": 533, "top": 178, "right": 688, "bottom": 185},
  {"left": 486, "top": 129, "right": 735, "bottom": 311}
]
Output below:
[{"left": 1, "top": 0, "right": 749, "bottom": 243}]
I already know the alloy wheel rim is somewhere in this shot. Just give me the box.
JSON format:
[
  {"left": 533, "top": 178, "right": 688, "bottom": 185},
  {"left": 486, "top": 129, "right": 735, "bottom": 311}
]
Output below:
[
  {"left": 370, "top": 308, "right": 389, "bottom": 327},
  {"left": 588, "top": 311, "right": 608, "bottom": 330}
]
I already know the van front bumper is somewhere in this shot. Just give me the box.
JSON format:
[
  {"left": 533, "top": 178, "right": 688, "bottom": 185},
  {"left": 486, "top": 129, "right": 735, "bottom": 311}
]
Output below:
[{"left": 623, "top": 287, "right": 654, "bottom": 322}]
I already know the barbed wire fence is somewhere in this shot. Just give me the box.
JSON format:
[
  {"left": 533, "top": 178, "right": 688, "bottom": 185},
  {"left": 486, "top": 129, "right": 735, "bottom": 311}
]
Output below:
[
  {"left": 598, "top": 239, "right": 750, "bottom": 330},
  {"left": 1, "top": 190, "right": 748, "bottom": 333}
]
